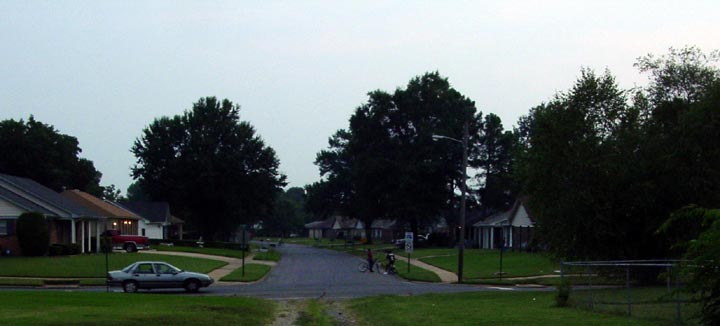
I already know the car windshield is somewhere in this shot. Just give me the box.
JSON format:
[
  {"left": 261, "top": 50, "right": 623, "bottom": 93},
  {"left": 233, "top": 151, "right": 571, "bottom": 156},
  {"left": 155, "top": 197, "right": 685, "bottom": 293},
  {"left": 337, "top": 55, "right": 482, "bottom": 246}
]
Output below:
[{"left": 121, "top": 264, "right": 135, "bottom": 273}]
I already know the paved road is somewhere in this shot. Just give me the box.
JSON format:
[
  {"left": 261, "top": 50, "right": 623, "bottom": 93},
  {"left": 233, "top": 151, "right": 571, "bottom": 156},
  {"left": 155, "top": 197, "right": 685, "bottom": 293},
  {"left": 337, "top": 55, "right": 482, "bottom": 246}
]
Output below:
[
  {"left": 204, "top": 244, "right": 542, "bottom": 299},
  {"left": 2, "top": 244, "right": 549, "bottom": 299}
]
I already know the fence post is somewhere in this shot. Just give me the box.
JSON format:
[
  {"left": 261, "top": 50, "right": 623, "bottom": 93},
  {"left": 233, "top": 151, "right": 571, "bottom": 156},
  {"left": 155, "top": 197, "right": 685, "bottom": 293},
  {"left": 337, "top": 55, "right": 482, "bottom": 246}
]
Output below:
[
  {"left": 675, "top": 264, "right": 681, "bottom": 324},
  {"left": 587, "top": 265, "right": 594, "bottom": 311},
  {"left": 626, "top": 266, "right": 632, "bottom": 316}
]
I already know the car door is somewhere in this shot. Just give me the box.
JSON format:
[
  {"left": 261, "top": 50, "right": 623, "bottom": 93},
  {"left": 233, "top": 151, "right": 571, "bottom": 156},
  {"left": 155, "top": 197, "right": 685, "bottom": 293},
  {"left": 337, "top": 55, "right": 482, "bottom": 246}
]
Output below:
[
  {"left": 153, "top": 263, "right": 183, "bottom": 288},
  {"left": 132, "top": 263, "right": 157, "bottom": 288}
]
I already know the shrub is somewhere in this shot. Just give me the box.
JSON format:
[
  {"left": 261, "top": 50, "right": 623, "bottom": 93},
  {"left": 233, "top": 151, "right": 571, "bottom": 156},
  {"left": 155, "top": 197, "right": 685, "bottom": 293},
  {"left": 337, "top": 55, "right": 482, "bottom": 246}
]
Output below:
[
  {"left": 48, "top": 244, "right": 65, "bottom": 256},
  {"left": 556, "top": 278, "right": 572, "bottom": 307},
  {"left": 16, "top": 212, "right": 49, "bottom": 256}
]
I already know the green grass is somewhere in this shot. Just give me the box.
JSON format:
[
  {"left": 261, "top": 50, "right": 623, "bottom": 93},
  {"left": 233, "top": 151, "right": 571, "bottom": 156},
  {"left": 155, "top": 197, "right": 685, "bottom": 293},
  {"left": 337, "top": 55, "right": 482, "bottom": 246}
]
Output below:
[
  {"left": 0, "top": 253, "right": 227, "bottom": 278},
  {"left": 569, "top": 286, "right": 701, "bottom": 325},
  {"left": 154, "top": 245, "right": 248, "bottom": 258},
  {"left": 253, "top": 249, "right": 281, "bottom": 262},
  {"left": 220, "top": 264, "right": 271, "bottom": 282},
  {"left": 296, "top": 299, "right": 337, "bottom": 326},
  {"left": 0, "top": 291, "right": 275, "bottom": 326},
  {"left": 415, "top": 249, "right": 558, "bottom": 279},
  {"left": 350, "top": 291, "right": 658, "bottom": 326},
  {"left": 0, "top": 278, "right": 107, "bottom": 286},
  {"left": 394, "top": 260, "right": 441, "bottom": 282}
]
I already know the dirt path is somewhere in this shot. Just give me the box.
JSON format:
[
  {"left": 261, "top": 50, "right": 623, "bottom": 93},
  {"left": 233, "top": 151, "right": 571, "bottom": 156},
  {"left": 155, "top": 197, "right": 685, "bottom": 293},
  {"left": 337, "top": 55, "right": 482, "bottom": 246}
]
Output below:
[{"left": 269, "top": 300, "right": 303, "bottom": 326}]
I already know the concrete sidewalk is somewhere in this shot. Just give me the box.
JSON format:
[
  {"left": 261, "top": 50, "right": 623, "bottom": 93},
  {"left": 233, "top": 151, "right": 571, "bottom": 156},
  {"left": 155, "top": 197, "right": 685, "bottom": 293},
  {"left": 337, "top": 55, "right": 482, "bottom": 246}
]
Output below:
[
  {"left": 400, "top": 256, "right": 458, "bottom": 283},
  {"left": 142, "top": 250, "right": 276, "bottom": 285}
]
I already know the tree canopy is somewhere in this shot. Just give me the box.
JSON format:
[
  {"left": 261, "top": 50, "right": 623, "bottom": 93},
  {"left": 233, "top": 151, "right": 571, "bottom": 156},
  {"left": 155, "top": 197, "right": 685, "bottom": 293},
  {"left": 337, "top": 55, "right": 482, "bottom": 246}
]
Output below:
[
  {"left": 516, "top": 47, "right": 720, "bottom": 260},
  {"left": 131, "top": 97, "right": 286, "bottom": 240},
  {"left": 0, "top": 116, "right": 103, "bottom": 195},
  {"left": 309, "top": 72, "right": 485, "bottom": 241}
]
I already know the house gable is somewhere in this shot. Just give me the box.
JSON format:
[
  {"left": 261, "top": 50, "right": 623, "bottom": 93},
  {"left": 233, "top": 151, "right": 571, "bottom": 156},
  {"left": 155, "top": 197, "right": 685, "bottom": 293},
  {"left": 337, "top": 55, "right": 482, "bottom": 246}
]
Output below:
[
  {"left": 511, "top": 204, "right": 533, "bottom": 227},
  {"left": 0, "top": 197, "right": 26, "bottom": 218}
]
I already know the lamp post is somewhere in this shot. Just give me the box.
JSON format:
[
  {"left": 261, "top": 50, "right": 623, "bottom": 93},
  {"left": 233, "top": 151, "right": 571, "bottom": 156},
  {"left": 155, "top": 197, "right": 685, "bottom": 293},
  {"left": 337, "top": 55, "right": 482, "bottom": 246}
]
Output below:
[{"left": 432, "top": 120, "right": 469, "bottom": 283}]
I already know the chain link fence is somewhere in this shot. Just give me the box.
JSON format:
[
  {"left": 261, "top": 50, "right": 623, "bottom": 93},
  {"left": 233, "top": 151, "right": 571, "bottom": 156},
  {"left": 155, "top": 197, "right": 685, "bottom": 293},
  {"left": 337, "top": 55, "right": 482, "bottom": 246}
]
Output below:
[{"left": 560, "top": 260, "right": 698, "bottom": 325}]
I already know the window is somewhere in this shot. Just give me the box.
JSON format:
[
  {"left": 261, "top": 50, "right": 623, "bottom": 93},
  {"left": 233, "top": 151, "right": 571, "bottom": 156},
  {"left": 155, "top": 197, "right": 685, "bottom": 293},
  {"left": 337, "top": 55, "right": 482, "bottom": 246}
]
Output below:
[
  {"left": 0, "top": 220, "right": 7, "bottom": 236},
  {"left": 135, "top": 263, "right": 154, "bottom": 274},
  {"left": 142, "top": 228, "right": 146, "bottom": 236}
]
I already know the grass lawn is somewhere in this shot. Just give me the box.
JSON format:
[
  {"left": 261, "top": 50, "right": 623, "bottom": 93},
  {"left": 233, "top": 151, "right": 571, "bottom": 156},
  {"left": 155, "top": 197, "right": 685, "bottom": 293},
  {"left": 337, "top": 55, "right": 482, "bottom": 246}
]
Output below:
[
  {"left": 0, "top": 278, "right": 106, "bottom": 286},
  {"left": 1, "top": 291, "right": 275, "bottom": 326},
  {"left": 394, "top": 260, "right": 441, "bottom": 282},
  {"left": 0, "top": 253, "right": 227, "bottom": 278},
  {"left": 416, "top": 249, "right": 558, "bottom": 279},
  {"left": 569, "top": 286, "right": 701, "bottom": 325},
  {"left": 154, "top": 245, "right": 248, "bottom": 258},
  {"left": 253, "top": 249, "right": 281, "bottom": 262},
  {"left": 350, "top": 291, "right": 659, "bottom": 326},
  {"left": 220, "top": 264, "right": 272, "bottom": 282},
  {"left": 295, "top": 299, "right": 336, "bottom": 326}
]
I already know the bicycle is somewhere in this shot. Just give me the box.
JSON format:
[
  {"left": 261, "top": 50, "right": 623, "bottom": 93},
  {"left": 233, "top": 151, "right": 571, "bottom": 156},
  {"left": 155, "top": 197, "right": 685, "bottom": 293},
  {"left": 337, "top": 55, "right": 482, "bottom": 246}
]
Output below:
[{"left": 357, "top": 260, "right": 383, "bottom": 273}]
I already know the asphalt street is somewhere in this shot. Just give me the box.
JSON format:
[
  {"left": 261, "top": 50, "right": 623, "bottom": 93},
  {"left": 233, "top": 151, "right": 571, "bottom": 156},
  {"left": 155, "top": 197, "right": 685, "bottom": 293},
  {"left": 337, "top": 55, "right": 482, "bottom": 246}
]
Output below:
[
  {"left": 205, "top": 244, "right": 539, "bottom": 299},
  {"left": 3, "top": 244, "right": 549, "bottom": 299}
]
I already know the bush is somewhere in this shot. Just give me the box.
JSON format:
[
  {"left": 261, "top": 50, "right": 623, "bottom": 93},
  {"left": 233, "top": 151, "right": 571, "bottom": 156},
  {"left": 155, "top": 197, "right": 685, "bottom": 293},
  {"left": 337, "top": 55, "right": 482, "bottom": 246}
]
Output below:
[
  {"left": 16, "top": 212, "right": 49, "bottom": 256},
  {"left": 47, "top": 243, "right": 81, "bottom": 256},
  {"left": 556, "top": 278, "right": 572, "bottom": 307}
]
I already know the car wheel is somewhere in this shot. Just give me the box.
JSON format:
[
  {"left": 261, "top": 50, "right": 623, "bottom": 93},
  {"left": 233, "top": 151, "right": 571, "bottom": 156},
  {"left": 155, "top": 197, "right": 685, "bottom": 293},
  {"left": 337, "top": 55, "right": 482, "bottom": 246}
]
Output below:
[
  {"left": 123, "top": 281, "right": 138, "bottom": 293},
  {"left": 124, "top": 243, "right": 137, "bottom": 253},
  {"left": 185, "top": 279, "right": 200, "bottom": 293}
]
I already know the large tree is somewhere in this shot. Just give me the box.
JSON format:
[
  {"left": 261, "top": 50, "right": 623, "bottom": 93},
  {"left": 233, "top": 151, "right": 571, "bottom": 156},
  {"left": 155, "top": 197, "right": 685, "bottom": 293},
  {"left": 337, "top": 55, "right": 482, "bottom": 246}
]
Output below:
[
  {"left": 517, "top": 47, "right": 720, "bottom": 260},
  {"left": 132, "top": 97, "right": 286, "bottom": 240},
  {"left": 0, "top": 116, "right": 103, "bottom": 195},
  {"left": 311, "top": 72, "right": 478, "bottom": 242},
  {"left": 474, "top": 113, "right": 518, "bottom": 214}
]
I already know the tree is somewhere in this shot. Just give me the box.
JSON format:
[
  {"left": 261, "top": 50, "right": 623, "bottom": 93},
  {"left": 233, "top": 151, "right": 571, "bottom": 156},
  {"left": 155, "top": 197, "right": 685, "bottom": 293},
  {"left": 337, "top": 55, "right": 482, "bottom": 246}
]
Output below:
[
  {"left": 659, "top": 206, "right": 720, "bottom": 325},
  {"left": 313, "top": 72, "right": 478, "bottom": 243},
  {"left": 263, "top": 188, "right": 307, "bottom": 237},
  {"left": 125, "top": 181, "right": 150, "bottom": 202},
  {"left": 131, "top": 97, "right": 286, "bottom": 240},
  {"left": 474, "top": 113, "right": 518, "bottom": 213},
  {"left": 0, "top": 116, "right": 103, "bottom": 195},
  {"left": 16, "top": 212, "right": 49, "bottom": 256},
  {"left": 517, "top": 47, "right": 720, "bottom": 260},
  {"left": 516, "top": 69, "right": 647, "bottom": 259},
  {"left": 101, "top": 184, "right": 123, "bottom": 201}
]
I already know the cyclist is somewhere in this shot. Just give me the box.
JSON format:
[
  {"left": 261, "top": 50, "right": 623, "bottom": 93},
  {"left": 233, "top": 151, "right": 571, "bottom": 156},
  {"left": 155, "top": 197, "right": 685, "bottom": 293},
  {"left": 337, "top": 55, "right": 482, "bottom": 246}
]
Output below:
[
  {"left": 366, "top": 248, "right": 374, "bottom": 272},
  {"left": 384, "top": 249, "right": 397, "bottom": 275}
]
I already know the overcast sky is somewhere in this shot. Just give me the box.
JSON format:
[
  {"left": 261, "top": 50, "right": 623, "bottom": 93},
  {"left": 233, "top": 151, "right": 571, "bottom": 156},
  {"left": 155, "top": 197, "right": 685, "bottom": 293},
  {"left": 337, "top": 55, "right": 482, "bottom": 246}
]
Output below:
[{"left": 1, "top": 1, "right": 718, "bottom": 194}]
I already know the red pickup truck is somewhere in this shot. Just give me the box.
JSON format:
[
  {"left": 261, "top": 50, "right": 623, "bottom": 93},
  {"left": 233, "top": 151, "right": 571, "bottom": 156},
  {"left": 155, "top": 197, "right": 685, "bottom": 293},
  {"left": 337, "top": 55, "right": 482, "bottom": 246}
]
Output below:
[{"left": 101, "top": 230, "right": 150, "bottom": 253}]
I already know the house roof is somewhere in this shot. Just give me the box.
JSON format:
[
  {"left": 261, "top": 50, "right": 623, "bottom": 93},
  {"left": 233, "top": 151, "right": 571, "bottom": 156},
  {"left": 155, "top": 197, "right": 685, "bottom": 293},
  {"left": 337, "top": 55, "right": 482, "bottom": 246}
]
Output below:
[
  {"left": 0, "top": 173, "right": 101, "bottom": 218},
  {"left": 370, "top": 219, "right": 396, "bottom": 229},
  {"left": 121, "top": 201, "right": 171, "bottom": 223},
  {"left": 61, "top": 189, "right": 139, "bottom": 219},
  {"left": 473, "top": 198, "right": 534, "bottom": 227},
  {"left": 304, "top": 217, "right": 334, "bottom": 229}
]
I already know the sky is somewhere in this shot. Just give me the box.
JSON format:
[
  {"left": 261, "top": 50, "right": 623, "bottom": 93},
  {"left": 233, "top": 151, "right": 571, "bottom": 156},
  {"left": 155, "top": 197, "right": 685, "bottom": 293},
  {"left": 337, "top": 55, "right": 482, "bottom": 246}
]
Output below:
[{"left": 1, "top": 1, "right": 718, "bottom": 194}]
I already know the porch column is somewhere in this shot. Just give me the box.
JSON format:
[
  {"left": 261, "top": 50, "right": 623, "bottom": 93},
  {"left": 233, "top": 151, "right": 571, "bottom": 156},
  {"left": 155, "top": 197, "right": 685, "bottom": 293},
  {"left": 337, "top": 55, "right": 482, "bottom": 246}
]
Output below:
[
  {"left": 80, "top": 220, "right": 85, "bottom": 253},
  {"left": 490, "top": 228, "right": 494, "bottom": 249},
  {"left": 71, "top": 220, "right": 76, "bottom": 244},
  {"left": 96, "top": 221, "right": 101, "bottom": 253},
  {"left": 86, "top": 221, "right": 91, "bottom": 253}
]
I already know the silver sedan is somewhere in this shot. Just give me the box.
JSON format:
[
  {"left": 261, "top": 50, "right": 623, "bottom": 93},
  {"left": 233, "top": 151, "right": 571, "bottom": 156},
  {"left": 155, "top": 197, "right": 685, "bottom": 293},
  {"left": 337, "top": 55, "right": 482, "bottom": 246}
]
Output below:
[{"left": 107, "top": 261, "right": 214, "bottom": 293}]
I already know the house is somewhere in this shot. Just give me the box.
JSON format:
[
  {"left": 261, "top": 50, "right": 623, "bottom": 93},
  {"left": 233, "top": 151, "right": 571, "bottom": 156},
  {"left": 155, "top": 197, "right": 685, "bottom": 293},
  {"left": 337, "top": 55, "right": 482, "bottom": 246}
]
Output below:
[
  {"left": 331, "top": 216, "right": 365, "bottom": 240},
  {"left": 61, "top": 189, "right": 141, "bottom": 241},
  {"left": 0, "top": 173, "right": 102, "bottom": 255},
  {"left": 120, "top": 201, "right": 184, "bottom": 240},
  {"left": 305, "top": 217, "right": 335, "bottom": 239},
  {"left": 370, "top": 219, "right": 397, "bottom": 242},
  {"left": 472, "top": 198, "right": 535, "bottom": 250}
]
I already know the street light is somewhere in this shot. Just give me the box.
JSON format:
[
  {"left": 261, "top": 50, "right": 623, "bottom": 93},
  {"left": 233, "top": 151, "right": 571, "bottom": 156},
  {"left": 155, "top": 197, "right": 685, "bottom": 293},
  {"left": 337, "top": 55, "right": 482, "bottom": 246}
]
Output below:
[{"left": 432, "top": 120, "right": 469, "bottom": 283}]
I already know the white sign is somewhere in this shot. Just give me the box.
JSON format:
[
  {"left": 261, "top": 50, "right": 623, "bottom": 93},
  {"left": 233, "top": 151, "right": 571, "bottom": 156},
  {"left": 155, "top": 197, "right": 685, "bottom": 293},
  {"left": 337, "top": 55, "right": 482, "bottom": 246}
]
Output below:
[{"left": 404, "top": 232, "right": 414, "bottom": 253}]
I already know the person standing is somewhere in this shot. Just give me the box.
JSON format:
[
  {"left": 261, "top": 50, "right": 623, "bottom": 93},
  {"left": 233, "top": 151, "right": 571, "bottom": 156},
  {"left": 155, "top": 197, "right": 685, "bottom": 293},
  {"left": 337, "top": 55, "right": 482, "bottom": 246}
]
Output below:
[{"left": 366, "top": 248, "right": 374, "bottom": 272}]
